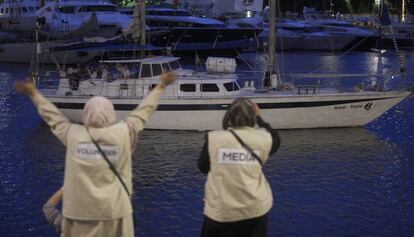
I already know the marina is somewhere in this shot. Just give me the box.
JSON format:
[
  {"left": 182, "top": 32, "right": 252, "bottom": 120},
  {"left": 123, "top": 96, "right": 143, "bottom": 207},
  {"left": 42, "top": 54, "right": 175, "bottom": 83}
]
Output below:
[
  {"left": 0, "top": 0, "right": 413, "bottom": 236},
  {"left": 1, "top": 48, "right": 413, "bottom": 237}
]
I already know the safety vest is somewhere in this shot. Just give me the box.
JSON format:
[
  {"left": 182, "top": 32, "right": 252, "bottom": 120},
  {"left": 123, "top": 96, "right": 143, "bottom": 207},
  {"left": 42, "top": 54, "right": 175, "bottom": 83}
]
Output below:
[
  {"left": 62, "top": 123, "right": 132, "bottom": 220},
  {"left": 204, "top": 126, "right": 273, "bottom": 222}
]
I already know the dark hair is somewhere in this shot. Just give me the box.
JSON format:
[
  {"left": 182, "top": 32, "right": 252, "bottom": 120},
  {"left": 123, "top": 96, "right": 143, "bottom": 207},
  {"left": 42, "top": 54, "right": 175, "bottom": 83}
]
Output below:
[{"left": 222, "top": 98, "right": 256, "bottom": 129}]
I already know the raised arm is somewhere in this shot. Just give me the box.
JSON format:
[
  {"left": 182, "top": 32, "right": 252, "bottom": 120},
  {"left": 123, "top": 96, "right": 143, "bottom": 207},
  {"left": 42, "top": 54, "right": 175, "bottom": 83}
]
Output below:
[
  {"left": 126, "top": 72, "right": 176, "bottom": 140},
  {"left": 14, "top": 80, "right": 71, "bottom": 145},
  {"left": 253, "top": 103, "right": 281, "bottom": 155}
]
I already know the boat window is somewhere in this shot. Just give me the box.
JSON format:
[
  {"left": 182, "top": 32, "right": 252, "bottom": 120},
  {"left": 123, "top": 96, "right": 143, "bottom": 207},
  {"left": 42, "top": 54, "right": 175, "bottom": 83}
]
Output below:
[
  {"left": 162, "top": 63, "right": 170, "bottom": 72},
  {"left": 141, "top": 64, "right": 152, "bottom": 78},
  {"left": 120, "top": 9, "right": 133, "bottom": 15},
  {"left": 152, "top": 64, "right": 162, "bottom": 76},
  {"left": 201, "top": 84, "right": 220, "bottom": 92},
  {"left": 327, "top": 28, "right": 347, "bottom": 32},
  {"left": 5, "top": 8, "right": 9, "bottom": 13},
  {"left": 10, "top": 8, "right": 14, "bottom": 14},
  {"left": 180, "top": 84, "right": 196, "bottom": 92},
  {"left": 175, "top": 11, "right": 191, "bottom": 16},
  {"left": 58, "top": 6, "right": 75, "bottom": 14},
  {"left": 169, "top": 61, "right": 181, "bottom": 70},
  {"left": 223, "top": 82, "right": 240, "bottom": 92},
  {"left": 21, "top": 7, "right": 28, "bottom": 13},
  {"left": 28, "top": 7, "right": 35, "bottom": 12},
  {"left": 17, "top": 8, "right": 22, "bottom": 13},
  {"left": 176, "top": 22, "right": 188, "bottom": 27},
  {"left": 84, "top": 5, "right": 117, "bottom": 12},
  {"left": 0, "top": 9, "right": 3, "bottom": 14}
]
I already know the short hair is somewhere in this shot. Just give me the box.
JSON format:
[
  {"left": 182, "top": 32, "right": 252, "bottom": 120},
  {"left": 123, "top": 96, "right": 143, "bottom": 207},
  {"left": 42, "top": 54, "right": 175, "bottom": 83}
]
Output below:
[{"left": 222, "top": 98, "right": 257, "bottom": 129}]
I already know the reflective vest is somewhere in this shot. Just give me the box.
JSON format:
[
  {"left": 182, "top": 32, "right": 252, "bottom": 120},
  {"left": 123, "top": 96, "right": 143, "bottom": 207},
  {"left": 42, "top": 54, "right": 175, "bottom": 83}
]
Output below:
[{"left": 204, "top": 126, "right": 273, "bottom": 222}]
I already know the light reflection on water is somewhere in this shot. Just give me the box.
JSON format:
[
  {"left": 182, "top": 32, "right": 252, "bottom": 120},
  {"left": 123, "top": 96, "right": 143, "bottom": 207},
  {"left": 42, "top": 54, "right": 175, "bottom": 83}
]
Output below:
[{"left": 0, "top": 51, "right": 413, "bottom": 236}]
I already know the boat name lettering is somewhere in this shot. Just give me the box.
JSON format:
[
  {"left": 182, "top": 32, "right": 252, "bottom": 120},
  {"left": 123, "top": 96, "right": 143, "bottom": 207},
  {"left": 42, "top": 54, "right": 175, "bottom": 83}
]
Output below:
[{"left": 334, "top": 104, "right": 367, "bottom": 110}]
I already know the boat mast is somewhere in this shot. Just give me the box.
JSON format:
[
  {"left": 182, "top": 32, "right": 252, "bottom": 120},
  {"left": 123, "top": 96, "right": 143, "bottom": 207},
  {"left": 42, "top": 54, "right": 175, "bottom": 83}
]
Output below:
[
  {"left": 266, "top": 0, "right": 276, "bottom": 88},
  {"left": 139, "top": 0, "right": 146, "bottom": 45},
  {"left": 402, "top": 0, "right": 406, "bottom": 23}
]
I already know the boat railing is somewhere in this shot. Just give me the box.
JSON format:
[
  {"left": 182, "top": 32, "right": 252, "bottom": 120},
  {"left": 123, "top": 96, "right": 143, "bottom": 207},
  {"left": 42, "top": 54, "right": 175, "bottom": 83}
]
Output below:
[
  {"left": 236, "top": 71, "right": 410, "bottom": 92},
  {"left": 37, "top": 70, "right": 410, "bottom": 98}
]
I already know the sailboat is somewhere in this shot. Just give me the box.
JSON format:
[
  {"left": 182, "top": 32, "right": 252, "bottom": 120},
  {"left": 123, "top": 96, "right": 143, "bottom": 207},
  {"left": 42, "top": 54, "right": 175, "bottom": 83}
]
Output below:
[{"left": 38, "top": 0, "right": 411, "bottom": 130}]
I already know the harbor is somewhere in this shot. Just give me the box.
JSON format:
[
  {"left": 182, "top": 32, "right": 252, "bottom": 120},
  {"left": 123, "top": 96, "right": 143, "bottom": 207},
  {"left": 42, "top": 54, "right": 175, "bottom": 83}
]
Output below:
[
  {"left": 0, "top": 0, "right": 414, "bottom": 236},
  {"left": 1, "top": 49, "right": 413, "bottom": 236}
]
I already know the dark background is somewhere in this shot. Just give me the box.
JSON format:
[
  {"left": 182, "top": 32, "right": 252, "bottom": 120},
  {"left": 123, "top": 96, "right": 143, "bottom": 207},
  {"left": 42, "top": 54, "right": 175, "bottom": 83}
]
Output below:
[{"left": 113, "top": 0, "right": 413, "bottom": 14}]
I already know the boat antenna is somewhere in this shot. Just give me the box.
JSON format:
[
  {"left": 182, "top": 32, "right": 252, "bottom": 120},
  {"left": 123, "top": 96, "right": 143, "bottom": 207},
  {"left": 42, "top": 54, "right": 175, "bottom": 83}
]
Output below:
[{"left": 379, "top": 0, "right": 406, "bottom": 74}]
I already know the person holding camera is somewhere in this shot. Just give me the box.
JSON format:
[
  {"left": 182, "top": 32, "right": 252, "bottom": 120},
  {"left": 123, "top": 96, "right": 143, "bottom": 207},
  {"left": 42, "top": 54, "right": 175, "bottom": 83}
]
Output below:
[{"left": 198, "top": 98, "right": 280, "bottom": 237}]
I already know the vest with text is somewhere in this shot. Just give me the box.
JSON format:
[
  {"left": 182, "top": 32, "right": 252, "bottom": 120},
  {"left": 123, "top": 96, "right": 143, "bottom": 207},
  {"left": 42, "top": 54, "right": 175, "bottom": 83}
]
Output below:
[{"left": 204, "top": 126, "right": 273, "bottom": 222}]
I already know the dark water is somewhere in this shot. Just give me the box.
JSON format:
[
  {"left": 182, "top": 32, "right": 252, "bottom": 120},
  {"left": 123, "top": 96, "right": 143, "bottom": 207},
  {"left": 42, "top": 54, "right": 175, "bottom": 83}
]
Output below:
[{"left": 0, "top": 51, "right": 414, "bottom": 237}]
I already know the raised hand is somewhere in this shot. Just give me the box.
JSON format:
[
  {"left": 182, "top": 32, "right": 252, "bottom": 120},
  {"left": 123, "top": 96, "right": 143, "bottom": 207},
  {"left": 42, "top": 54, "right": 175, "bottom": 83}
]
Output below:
[
  {"left": 160, "top": 72, "right": 177, "bottom": 87},
  {"left": 14, "top": 79, "right": 38, "bottom": 97},
  {"left": 252, "top": 102, "right": 261, "bottom": 117}
]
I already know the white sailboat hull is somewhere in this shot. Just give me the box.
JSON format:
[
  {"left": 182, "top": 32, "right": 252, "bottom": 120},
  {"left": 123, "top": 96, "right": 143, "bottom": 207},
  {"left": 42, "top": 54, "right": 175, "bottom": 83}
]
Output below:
[{"left": 43, "top": 91, "right": 410, "bottom": 130}]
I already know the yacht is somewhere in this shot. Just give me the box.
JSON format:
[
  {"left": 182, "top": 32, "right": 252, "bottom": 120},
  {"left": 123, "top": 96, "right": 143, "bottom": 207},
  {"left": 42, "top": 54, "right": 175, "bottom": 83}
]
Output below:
[
  {"left": 218, "top": 11, "right": 303, "bottom": 50},
  {"left": 38, "top": 55, "right": 411, "bottom": 130},
  {"left": 303, "top": 7, "right": 379, "bottom": 51},
  {"left": 141, "top": 8, "right": 263, "bottom": 55},
  {"left": 381, "top": 22, "right": 414, "bottom": 48},
  {"left": 36, "top": 0, "right": 131, "bottom": 38},
  {"left": 37, "top": 1, "right": 411, "bottom": 130},
  {"left": 276, "top": 19, "right": 356, "bottom": 51},
  {"left": 0, "top": 0, "right": 39, "bottom": 32}
]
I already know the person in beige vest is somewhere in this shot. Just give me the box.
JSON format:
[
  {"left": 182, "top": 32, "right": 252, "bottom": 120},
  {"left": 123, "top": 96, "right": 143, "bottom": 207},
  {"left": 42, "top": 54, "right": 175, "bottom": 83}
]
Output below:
[
  {"left": 15, "top": 72, "right": 176, "bottom": 237},
  {"left": 198, "top": 98, "right": 280, "bottom": 237}
]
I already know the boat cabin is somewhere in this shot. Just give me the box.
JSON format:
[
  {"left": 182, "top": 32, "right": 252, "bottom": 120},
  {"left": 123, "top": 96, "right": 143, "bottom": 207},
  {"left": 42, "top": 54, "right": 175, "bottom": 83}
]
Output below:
[{"left": 57, "top": 56, "right": 241, "bottom": 98}]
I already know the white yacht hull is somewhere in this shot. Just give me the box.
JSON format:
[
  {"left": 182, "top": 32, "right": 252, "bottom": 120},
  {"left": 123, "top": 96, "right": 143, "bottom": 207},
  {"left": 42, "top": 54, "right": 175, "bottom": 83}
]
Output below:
[
  {"left": 42, "top": 91, "right": 410, "bottom": 130},
  {"left": 259, "top": 30, "right": 302, "bottom": 50},
  {"left": 293, "top": 34, "right": 356, "bottom": 51}
]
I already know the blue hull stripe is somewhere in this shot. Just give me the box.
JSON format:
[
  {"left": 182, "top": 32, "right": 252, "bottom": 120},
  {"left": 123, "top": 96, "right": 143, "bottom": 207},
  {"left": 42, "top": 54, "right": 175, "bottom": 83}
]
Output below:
[{"left": 52, "top": 97, "right": 396, "bottom": 111}]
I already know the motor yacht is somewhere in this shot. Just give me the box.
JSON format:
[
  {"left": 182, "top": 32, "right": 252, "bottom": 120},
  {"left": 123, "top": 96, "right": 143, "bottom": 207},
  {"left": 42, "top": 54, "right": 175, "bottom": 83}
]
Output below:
[
  {"left": 217, "top": 11, "right": 302, "bottom": 50},
  {"left": 303, "top": 7, "right": 379, "bottom": 51},
  {"left": 36, "top": 0, "right": 131, "bottom": 38},
  {"left": 0, "top": 0, "right": 39, "bottom": 32},
  {"left": 141, "top": 7, "right": 263, "bottom": 56}
]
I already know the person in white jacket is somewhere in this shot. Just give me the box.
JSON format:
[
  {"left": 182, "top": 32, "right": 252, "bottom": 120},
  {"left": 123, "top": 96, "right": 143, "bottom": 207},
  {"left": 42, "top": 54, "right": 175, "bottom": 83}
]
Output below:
[
  {"left": 198, "top": 98, "right": 281, "bottom": 237},
  {"left": 15, "top": 72, "right": 176, "bottom": 237}
]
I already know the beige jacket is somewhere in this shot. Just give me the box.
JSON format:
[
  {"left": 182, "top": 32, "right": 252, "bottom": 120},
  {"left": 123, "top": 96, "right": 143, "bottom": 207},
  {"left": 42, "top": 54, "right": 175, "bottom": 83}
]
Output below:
[
  {"left": 31, "top": 87, "right": 163, "bottom": 220},
  {"left": 204, "top": 127, "right": 273, "bottom": 222}
]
